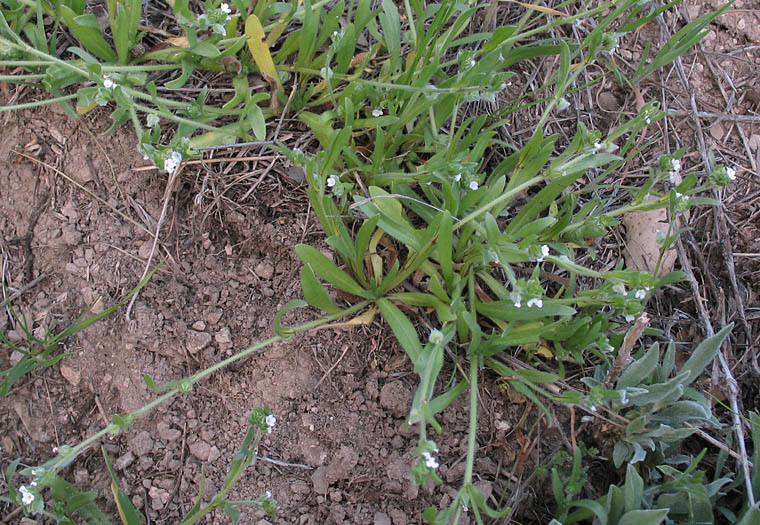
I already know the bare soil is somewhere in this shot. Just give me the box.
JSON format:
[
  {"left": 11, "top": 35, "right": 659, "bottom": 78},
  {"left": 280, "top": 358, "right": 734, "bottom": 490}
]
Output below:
[{"left": 1, "top": 2, "right": 759, "bottom": 524}]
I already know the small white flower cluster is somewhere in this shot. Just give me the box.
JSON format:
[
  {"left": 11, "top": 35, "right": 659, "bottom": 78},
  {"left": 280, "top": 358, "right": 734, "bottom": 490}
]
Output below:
[
  {"left": 371, "top": 108, "right": 383, "bottom": 117},
  {"left": 164, "top": 151, "right": 182, "bottom": 174},
  {"left": 265, "top": 414, "right": 276, "bottom": 434},
  {"left": 668, "top": 158, "right": 681, "bottom": 184},
  {"left": 526, "top": 297, "right": 543, "bottom": 308},
  {"left": 220, "top": 2, "right": 231, "bottom": 14},
  {"left": 422, "top": 449, "right": 439, "bottom": 469},
  {"left": 512, "top": 293, "right": 522, "bottom": 308},
  {"left": 19, "top": 483, "right": 36, "bottom": 505},
  {"left": 452, "top": 173, "right": 478, "bottom": 191},
  {"left": 537, "top": 244, "right": 549, "bottom": 262}
]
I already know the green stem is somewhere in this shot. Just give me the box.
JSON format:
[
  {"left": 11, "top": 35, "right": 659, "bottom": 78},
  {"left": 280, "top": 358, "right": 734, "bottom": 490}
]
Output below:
[
  {"left": 0, "top": 93, "right": 77, "bottom": 111},
  {"left": 132, "top": 102, "right": 247, "bottom": 137},
  {"left": 454, "top": 175, "right": 543, "bottom": 231},
  {"left": 101, "top": 63, "right": 178, "bottom": 72},
  {"left": 464, "top": 361, "right": 479, "bottom": 484}
]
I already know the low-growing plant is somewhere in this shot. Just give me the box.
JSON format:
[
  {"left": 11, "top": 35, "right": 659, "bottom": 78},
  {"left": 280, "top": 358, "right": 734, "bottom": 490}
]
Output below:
[
  {"left": 0, "top": 270, "right": 155, "bottom": 396},
  {"left": 1, "top": 0, "right": 751, "bottom": 523}
]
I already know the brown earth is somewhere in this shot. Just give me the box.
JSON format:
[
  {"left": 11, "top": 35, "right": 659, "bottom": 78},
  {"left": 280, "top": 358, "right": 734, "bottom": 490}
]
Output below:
[{"left": 1, "top": 2, "right": 760, "bottom": 524}]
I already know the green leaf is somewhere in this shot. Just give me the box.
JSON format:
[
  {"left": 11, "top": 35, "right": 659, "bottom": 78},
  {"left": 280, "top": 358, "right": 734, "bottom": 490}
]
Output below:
[
  {"left": 618, "top": 509, "right": 668, "bottom": 525},
  {"left": 103, "top": 446, "right": 142, "bottom": 525},
  {"left": 247, "top": 103, "right": 266, "bottom": 141},
  {"left": 300, "top": 264, "right": 341, "bottom": 314},
  {"left": 617, "top": 343, "right": 659, "bottom": 390},
  {"left": 294, "top": 244, "right": 371, "bottom": 298},
  {"left": 377, "top": 298, "right": 422, "bottom": 369},
  {"left": 59, "top": 6, "right": 116, "bottom": 62},
  {"left": 428, "top": 380, "right": 466, "bottom": 416},
  {"left": 737, "top": 506, "right": 760, "bottom": 525},
  {"left": 680, "top": 324, "right": 733, "bottom": 386},
  {"left": 191, "top": 40, "right": 221, "bottom": 57},
  {"left": 623, "top": 464, "right": 643, "bottom": 513},
  {"left": 437, "top": 210, "right": 454, "bottom": 287}
]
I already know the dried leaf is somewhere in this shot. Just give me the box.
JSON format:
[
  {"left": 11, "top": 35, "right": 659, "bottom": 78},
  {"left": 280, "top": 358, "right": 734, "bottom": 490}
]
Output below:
[
  {"left": 622, "top": 208, "right": 676, "bottom": 276},
  {"left": 504, "top": 0, "right": 567, "bottom": 17},
  {"left": 245, "top": 14, "right": 283, "bottom": 94}
]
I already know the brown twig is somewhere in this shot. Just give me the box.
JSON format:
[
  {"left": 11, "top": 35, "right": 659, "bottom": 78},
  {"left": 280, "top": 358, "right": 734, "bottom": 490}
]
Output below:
[{"left": 604, "top": 312, "right": 650, "bottom": 390}]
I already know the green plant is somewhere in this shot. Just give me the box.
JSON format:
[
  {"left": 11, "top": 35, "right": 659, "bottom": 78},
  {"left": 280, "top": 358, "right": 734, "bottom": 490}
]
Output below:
[
  {"left": 1, "top": 0, "right": 747, "bottom": 522},
  {"left": 583, "top": 325, "right": 734, "bottom": 469},
  {"left": 1, "top": 270, "right": 155, "bottom": 396}
]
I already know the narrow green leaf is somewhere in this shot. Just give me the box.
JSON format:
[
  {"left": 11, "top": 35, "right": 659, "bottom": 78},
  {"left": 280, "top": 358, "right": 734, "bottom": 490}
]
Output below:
[
  {"left": 438, "top": 210, "right": 454, "bottom": 287},
  {"left": 300, "top": 264, "right": 341, "bottom": 314},
  {"left": 623, "top": 463, "right": 643, "bottom": 513},
  {"left": 377, "top": 298, "right": 422, "bottom": 368},
  {"left": 294, "top": 244, "right": 370, "bottom": 298},
  {"left": 618, "top": 509, "right": 668, "bottom": 525},
  {"left": 617, "top": 343, "right": 660, "bottom": 390},
  {"left": 103, "top": 446, "right": 142, "bottom": 525},
  {"left": 680, "top": 324, "right": 733, "bottom": 385},
  {"left": 247, "top": 103, "right": 266, "bottom": 141},
  {"left": 59, "top": 6, "right": 116, "bottom": 62}
]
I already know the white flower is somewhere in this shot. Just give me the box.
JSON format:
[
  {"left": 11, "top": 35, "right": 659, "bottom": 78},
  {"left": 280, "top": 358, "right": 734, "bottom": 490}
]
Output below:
[
  {"left": 422, "top": 451, "right": 439, "bottom": 469},
  {"left": 19, "top": 485, "right": 34, "bottom": 505},
  {"left": 454, "top": 173, "right": 462, "bottom": 182},
  {"left": 625, "top": 314, "right": 635, "bottom": 322},
  {"left": 537, "top": 245, "right": 549, "bottom": 261},
  {"left": 371, "top": 108, "right": 383, "bottom": 117},
  {"left": 513, "top": 295, "right": 522, "bottom": 308},
  {"left": 265, "top": 490, "right": 272, "bottom": 498},
  {"left": 220, "top": 3, "right": 231, "bottom": 14},
  {"left": 163, "top": 151, "right": 182, "bottom": 174},
  {"left": 726, "top": 167, "right": 736, "bottom": 181},
  {"left": 326, "top": 174, "right": 338, "bottom": 187},
  {"left": 429, "top": 329, "right": 444, "bottom": 344},
  {"left": 645, "top": 117, "right": 651, "bottom": 124},
  {"left": 469, "top": 59, "right": 476, "bottom": 68},
  {"left": 634, "top": 289, "right": 646, "bottom": 300},
  {"left": 468, "top": 180, "right": 479, "bottom": 191},
  {"left": 526, "top": 298, "right": 543, "bottom": 308},
  {"left": 592, "top": 142, "right": 603, "bottom": 151},
  {"left": 265, "top": 414, "right": 276, "bottom": 433},
  {"left": 103, "top": 77, "right": 115, "bottom": 89},
  {"left": 670, "top": 158, "right": 681, "bottom": 172}
]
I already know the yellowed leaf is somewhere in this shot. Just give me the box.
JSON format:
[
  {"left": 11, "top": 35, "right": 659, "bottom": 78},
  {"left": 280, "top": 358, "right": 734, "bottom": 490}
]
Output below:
[
  {"left": 316, "top": 307, "right": 377, "bottom": 330},
  {"left": 164, "top": 36, "right": 188, "bottom": 48},
  {"left": 535, "top": 344, "right": 554, "bottom": 359},
  {"left": 503, "top": 0, "right": 567, "bottom": 17},
  {"left": 76, "top": 101, "right": 97, "bottom": 115},
  {"left": 245, "top": 14, "right": 283, "bottom": 94}
]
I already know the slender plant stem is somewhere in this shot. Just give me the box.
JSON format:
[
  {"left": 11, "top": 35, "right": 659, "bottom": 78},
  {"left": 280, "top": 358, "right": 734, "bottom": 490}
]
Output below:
[{"left": 0, "top": 93, "right": 77, "bottom": 111}]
